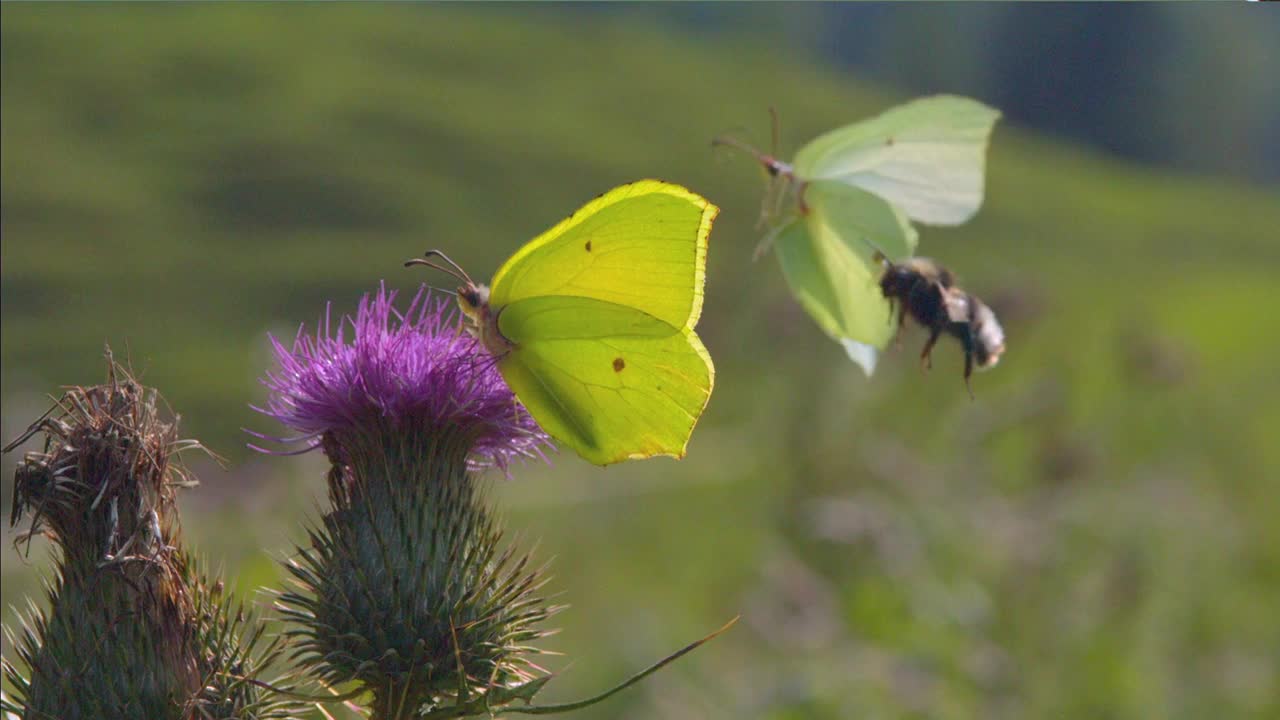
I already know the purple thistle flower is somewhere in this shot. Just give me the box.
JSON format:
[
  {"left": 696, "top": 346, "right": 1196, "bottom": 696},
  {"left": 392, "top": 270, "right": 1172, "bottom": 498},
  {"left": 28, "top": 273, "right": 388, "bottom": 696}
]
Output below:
[
  {"left": 251, "top": 281, "right": 720, "bottom": 716},
  {"left": 252, "top": 283, "right": 550, "bottom": 470},
  {"left": 255, "top": 284, "right": 559, "bottom": 714}
]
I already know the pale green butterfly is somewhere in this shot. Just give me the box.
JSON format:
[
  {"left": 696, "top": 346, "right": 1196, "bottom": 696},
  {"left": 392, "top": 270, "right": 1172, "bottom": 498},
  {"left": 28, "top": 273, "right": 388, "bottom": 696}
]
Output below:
[
  {"left": 408, "top": 180, "right": 717, "bottom": 466},
  {"left": 715, "top": 95, "right": 1000, "bottom": 374}
]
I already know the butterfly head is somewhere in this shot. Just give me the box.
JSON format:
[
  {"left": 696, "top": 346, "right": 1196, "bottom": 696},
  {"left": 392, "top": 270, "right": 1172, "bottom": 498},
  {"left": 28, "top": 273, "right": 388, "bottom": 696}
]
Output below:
[
  {"left": 712, "top": 107, "right": 796, "bottom": 179},
  {"left": 711, "top": 135, "right": 794, "bottom": 180},
  {"left": 457, "top": 281, "right": 511, "bottom": 356},
  {"left": 404, "top": 250, "right": 513, "bottom": 357},
  {"left": 456, "top": 282, "right": 490, "bottom": 323}
]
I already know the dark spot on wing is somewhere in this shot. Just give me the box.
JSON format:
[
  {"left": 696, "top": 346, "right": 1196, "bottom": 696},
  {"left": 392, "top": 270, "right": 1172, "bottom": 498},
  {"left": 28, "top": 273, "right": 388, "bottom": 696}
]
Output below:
[
  {"left": 613, "top": 357, "right": 625, "bottom": 372},
  {"left": 886, "top": 136, "right": 895, "bottom": 146},
  {"left": 585, "top": 240, "right": 592, "bottom": 252}
]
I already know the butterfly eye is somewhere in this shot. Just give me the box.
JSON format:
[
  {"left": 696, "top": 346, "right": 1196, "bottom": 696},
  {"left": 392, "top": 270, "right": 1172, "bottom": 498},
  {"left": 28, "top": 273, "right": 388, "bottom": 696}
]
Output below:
[{"left": 457, "top": 287, "right": 479, "bottom": 310}]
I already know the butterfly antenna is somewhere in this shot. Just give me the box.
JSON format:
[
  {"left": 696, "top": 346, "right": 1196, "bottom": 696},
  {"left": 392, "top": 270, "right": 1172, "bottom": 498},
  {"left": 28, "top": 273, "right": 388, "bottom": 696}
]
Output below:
[
  {"left": 420, "top": 284, "right": 458, "bottom": 297},
  {"left": 424, "top": 250, "right": 474, "bottom": 283},
  {"left": 404, "top": 249, "right": 474, "bottom": 285},
  {"left": 403, "top": 257, "right": 465, "bottom": 282},
  {"left": 714, "top": 119, "right": 793, "bottom": 181},
  {"left": 710, "top": 134, "right": 769, "bottom": 166}
]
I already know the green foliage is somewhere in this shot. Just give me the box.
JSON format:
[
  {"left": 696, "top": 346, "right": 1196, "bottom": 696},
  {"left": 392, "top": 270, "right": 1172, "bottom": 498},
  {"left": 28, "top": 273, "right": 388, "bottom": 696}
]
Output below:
[{"left": 3, "top": 5, "right": 1278, "bottom": 719}]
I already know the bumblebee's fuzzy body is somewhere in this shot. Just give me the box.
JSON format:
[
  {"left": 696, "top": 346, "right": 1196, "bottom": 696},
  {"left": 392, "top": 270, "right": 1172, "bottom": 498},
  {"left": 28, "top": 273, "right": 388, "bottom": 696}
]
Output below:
[{"left": 879, "top": 258, "right": 1005, "bottom": 394}]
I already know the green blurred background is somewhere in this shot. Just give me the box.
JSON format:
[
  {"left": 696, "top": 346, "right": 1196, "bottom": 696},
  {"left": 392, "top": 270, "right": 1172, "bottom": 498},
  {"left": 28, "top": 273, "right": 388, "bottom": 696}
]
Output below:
[{"left": 3, "top": 5, "right": 1278, "bottom": 718}]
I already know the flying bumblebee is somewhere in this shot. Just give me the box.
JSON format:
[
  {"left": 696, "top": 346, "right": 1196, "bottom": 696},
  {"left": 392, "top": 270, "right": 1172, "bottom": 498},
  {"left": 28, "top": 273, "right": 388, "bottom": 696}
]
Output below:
[{"left": 878, "top": 257, "right": 1005, "bottom": 396}]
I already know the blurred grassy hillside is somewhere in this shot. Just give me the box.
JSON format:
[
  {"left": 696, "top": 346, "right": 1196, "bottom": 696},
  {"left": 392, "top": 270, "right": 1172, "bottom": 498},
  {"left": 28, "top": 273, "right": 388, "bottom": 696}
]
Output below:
[{"left": 3, "top": 5, "right": 1278, "bottom": 719}]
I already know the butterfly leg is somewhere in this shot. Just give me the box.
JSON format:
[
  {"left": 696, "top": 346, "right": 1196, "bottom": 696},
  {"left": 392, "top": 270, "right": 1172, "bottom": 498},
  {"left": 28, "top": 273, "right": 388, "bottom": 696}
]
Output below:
[
  {"left": 752, "top": 226, "right": 782, "bottom": 262},
  {"left": 751, "top": 236, "right": 772, "bottom": 262}
]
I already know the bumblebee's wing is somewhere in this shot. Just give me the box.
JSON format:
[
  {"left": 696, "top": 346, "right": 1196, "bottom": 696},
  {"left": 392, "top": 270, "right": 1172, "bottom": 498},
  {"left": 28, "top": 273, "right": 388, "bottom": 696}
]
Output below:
[{"left": 942, "top": 288, "right": 973, "bottom": 323}]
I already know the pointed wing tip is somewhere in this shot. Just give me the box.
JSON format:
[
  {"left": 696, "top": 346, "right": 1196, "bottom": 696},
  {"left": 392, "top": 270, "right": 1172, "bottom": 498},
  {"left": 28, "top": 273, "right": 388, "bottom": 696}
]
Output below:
[{"left": 840, "top": 338, "right": 880, "bottom": 376}]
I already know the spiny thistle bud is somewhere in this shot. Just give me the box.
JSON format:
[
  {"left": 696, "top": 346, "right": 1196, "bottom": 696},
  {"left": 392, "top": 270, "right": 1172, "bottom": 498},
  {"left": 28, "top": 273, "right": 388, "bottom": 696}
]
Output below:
[
  {"left": 1, "top": 355, "right": 299, "bottom": 720},
  {"left": 254, "top": 285, "right": 558, "bottom": 718}
]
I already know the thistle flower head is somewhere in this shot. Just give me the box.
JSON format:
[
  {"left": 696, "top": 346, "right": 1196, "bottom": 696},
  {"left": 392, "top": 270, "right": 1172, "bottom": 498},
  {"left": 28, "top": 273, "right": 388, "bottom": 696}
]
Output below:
[
  {"left": 2, "top": 357, "right": 299, "bottom": 719},
  {"left": 256, "top": 285, "right": 558, "bottom": 717},
  {"left": 254, "top": 283, "right": 549, "bottom": 469}
]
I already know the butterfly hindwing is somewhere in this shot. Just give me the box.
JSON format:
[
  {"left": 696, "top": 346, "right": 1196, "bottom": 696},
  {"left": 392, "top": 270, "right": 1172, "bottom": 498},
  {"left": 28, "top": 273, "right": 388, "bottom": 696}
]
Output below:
[
  {"left": 772, "top": 182, "right": 918, "bottom": 374},
  {"left": 496, "top": 295, "right": 712, "bottom": 465}
]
